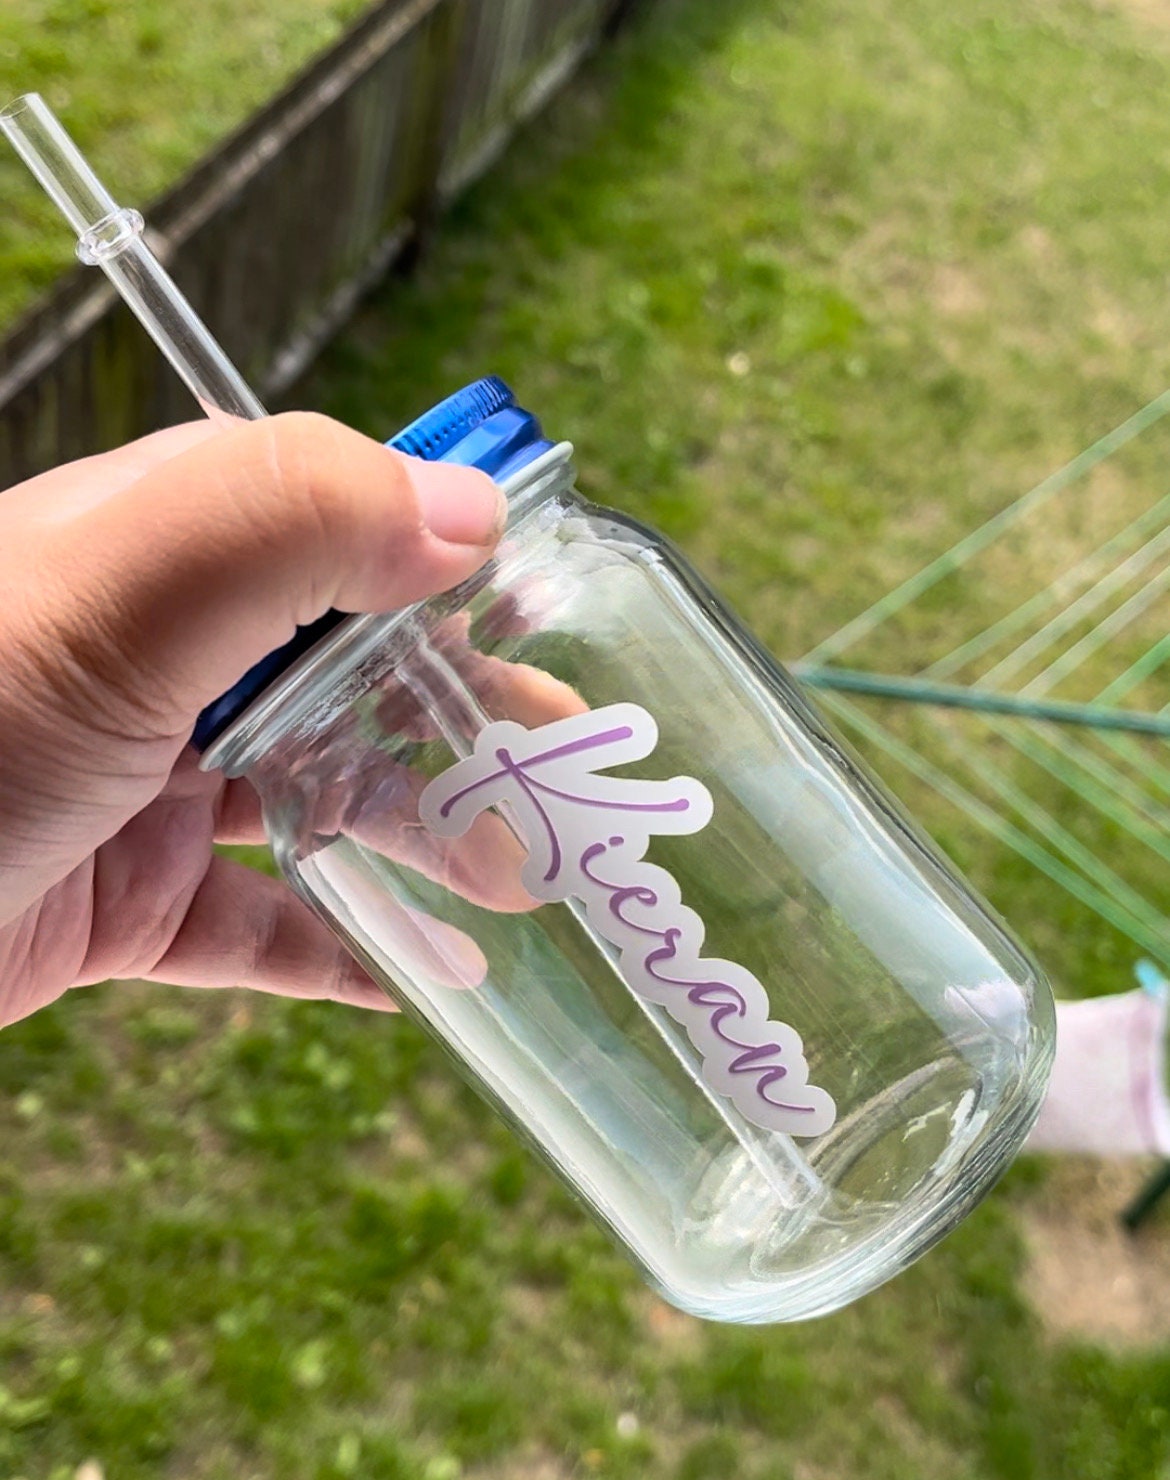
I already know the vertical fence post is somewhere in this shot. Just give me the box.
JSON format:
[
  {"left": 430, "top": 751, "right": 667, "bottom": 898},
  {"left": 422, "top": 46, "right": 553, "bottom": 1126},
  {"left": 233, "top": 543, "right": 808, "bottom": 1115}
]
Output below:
[
  {"left": 399, "top": 0, "right": 468, "bottom": 272},
  {"left": 603, "top": 0, "right": 649, "bottom": 35}
]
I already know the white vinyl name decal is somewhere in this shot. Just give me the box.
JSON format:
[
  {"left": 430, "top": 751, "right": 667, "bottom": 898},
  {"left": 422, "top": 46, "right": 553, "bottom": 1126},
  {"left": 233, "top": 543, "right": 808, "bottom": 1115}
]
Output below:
[{"left": 419, "top": 703, "right": 836, "bottom": 1137}]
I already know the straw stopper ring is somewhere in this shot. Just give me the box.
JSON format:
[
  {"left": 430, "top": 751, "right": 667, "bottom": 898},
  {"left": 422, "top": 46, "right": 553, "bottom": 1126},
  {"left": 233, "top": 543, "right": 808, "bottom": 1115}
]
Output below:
[{"left": 77, "top": 207, "right": 145, "bottom": 265}]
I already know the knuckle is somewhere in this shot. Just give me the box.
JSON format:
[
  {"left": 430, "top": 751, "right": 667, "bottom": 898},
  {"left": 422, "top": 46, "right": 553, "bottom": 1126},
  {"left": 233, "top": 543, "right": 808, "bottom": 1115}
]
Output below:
[
  {"left": 267, "top": 410, "right": 344, "bottom": 470},
  {"left": 255, "top": 413, "right": 418, "bottom": 545},
  {"left": 266, "top": 417, "right": 425, "bottom": 544},
  {"left": 260, "top": 412, "right": 350, "bottom": 527}
]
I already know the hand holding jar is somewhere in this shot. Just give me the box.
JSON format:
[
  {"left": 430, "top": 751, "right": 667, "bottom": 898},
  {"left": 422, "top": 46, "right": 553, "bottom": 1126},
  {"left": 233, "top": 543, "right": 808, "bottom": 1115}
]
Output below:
[{"left": 0, "top": 412, "right": 505, "bottom": 1024}]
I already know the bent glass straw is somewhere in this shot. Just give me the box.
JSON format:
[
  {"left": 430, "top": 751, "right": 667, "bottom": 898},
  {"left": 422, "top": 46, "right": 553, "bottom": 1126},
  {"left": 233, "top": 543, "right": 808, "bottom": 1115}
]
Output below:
[{"left": 1, "top": 92, "right": 265, "bottom": 425}]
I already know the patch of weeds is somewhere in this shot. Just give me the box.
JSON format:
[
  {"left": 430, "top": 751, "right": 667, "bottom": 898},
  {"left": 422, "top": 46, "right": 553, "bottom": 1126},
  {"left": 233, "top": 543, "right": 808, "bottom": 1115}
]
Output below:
[
  {"left": 675, "top": 1330, "right": 813, "bottom": 1438},
  {"left": 676, "top": 1431, "right": 744, "bottom": 1480},
  {"left": 414, "top": 1374, "right": 526, "bottom": 1459}
]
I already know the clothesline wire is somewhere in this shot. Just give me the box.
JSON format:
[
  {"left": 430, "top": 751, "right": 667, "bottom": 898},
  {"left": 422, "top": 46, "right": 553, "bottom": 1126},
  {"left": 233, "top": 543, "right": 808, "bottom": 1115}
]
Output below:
[
  {"left": 799, "top": 386, "right": 1170, "bottom": 966},
  {"left": 801, "top": 387, "right": 1170, "bottom": 667}
]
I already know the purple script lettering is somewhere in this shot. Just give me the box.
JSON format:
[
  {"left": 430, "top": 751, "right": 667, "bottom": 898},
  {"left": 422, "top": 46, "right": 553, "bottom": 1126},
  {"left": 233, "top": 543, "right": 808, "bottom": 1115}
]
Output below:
[{"left": 419, "top": 703, "right": 836, "bottom": 1137}]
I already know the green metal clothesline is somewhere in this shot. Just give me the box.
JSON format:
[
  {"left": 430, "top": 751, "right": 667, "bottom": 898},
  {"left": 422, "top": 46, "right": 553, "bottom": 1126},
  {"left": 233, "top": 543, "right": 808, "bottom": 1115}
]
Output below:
[
  {"left": 795, "top": 387, "right": 1170, "bottom": 973},
  {"left": 790, "top": 667, "right": 1170, "bottom": 737},
  {"left": 792, "top": 389, "right": 1170, "bottom": 1225}
]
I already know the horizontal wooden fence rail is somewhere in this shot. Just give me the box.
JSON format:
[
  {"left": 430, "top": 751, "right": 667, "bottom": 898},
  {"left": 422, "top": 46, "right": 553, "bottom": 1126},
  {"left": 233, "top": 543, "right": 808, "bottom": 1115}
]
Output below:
[{"left": 0, "top": 0, "right": 640, "bottom": 486}]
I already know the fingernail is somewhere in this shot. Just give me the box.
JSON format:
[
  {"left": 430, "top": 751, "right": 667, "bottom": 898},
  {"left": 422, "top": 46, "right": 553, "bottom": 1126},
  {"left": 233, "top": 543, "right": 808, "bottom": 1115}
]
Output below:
[{"left": 411, "top": 460, "right": 506, "bottom": 548}]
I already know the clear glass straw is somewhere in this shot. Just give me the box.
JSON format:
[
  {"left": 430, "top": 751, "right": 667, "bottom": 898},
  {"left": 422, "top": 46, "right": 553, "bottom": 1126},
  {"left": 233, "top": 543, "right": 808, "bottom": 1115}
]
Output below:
[{"left": 0, "top": 92, "right": 266, "bottom": 425}]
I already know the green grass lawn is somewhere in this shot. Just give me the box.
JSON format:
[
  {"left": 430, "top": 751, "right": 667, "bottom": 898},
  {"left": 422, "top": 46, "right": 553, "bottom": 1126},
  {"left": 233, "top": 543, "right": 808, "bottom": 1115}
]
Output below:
[
  {"left": 5, "top": 0, "right": 1170, "bottom": 1476},
  {"left": 0, "top": 0, "right": 369, "bottom": 329}
]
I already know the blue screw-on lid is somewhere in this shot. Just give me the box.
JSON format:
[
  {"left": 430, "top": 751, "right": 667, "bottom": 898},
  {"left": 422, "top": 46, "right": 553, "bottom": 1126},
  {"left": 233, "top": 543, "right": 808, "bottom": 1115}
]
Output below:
[{"left": 192, "top": 378, "right": 554, "bottom": 752}]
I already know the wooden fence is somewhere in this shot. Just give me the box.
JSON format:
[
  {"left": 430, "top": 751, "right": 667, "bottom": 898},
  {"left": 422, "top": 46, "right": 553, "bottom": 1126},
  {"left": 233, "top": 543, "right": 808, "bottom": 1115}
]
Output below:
[{"left": 0, "top": 0, "right": 640, "bottom": 486}]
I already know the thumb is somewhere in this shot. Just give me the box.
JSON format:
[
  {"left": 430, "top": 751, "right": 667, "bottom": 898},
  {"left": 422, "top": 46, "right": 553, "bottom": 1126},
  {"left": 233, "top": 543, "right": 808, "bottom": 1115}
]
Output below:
[{"left": 32, "top": 412, "right": 506, "bottom": 739}]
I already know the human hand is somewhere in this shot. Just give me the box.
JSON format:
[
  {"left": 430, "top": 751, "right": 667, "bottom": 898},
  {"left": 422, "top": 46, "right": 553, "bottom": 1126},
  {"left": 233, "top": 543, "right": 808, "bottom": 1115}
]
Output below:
[{"left": 0, "top": 413, "right": 506, "bottom": 1028}]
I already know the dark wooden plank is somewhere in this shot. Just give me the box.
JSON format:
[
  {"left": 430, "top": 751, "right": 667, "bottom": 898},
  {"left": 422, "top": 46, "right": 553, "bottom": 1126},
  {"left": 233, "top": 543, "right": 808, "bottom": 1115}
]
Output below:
[{"left": 0, "top": 0, "right": 626, "bottom": 486}]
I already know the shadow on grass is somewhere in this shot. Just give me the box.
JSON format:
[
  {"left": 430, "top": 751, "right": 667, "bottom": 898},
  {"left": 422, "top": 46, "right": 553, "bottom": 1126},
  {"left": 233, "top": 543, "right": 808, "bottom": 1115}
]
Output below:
[{"left": 290, "top": 0, "right": 801, "bottom": 431}]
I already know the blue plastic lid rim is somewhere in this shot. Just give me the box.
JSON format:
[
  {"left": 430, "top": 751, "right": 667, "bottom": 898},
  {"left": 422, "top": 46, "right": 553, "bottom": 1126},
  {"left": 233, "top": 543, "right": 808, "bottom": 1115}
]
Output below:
[{"left": 191, "top": 377, "right": 555, "bottom": 752}]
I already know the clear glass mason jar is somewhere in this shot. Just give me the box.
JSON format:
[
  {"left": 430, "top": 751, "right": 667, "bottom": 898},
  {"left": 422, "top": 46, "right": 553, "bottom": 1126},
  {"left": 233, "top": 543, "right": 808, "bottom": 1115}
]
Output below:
[{"left": 198, "top": 378, "right": 1055, "bottom": 1324}]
